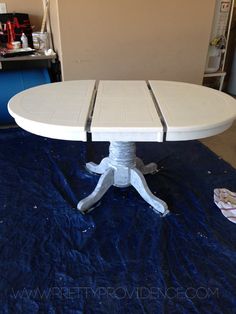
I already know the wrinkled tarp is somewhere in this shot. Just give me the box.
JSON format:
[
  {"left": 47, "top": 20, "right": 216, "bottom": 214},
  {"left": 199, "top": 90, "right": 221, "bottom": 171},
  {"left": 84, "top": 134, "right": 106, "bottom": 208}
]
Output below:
[{"left": 0, "top": 128, "right": 236, "bottom": 314}]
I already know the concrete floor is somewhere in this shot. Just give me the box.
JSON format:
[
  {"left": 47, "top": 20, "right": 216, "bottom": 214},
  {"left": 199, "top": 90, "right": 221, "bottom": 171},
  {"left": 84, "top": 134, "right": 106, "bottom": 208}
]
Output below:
[{"left": 201, "top": 120, "right": 236, "bottom": 169}]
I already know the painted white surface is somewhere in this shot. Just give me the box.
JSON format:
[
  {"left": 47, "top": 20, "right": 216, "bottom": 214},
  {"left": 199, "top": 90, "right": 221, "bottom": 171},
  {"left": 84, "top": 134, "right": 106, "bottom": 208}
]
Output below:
[
  {"left": 149, "top": 80, "right": 236, "bottom": 141},
  {"left": 8, "top": 80, "right": 236, "bottom": 142},
  {"left": 91, "top": 81, "right": 163, "bottom": 142},
  {"left": 8, "top": 80, "right": 96, "bottom": 141}
]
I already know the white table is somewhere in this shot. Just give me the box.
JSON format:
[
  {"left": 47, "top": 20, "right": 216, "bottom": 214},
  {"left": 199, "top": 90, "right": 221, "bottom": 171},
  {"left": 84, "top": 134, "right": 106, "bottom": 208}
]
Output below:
[{"left": 8, "top": 80, "right": 236, "bottom": 216}]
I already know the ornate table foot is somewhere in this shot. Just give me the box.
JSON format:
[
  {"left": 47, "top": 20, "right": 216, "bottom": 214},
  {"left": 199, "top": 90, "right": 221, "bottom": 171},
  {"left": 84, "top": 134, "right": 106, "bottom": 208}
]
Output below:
[
  {"left": 77, "top": 142, "right": 169, "bottom": 216},
  {"left": 136, "top": 157, "right": 158, "bottom": 175},
  {"left": 86, "top": 157, "right": 110, "bottom": 174},
  {"left": 130, "top": 168, "right": 169, "bottom": 215},
  {"left": 77, "top": 168, "right": 114, "bottom": 213}
]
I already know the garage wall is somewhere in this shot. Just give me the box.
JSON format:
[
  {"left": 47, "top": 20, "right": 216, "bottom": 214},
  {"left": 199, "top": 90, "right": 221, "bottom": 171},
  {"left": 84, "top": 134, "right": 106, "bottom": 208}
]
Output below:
[{"left": 51, "top": 0, "right": 215, "bottom": 83}]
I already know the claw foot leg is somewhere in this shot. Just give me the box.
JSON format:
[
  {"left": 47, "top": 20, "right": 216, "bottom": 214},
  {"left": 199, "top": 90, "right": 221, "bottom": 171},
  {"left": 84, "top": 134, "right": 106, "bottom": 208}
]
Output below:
[
  {"left": 86, "top": 157, "right": 110, "bottom": 174},
  {"left": 77, "top": 168, "right": 114, "bottom": 213},
  {"left": 136, "top": 157, "right": 158, "bottom": 175},
  {"left": 130, "top": 168, "right": 169, "bottom": 215}
]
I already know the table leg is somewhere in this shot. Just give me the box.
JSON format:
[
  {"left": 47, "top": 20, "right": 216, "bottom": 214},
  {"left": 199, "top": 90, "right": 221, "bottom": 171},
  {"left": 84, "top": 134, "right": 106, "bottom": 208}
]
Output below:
[
  {"left": 135, "top": 157, "right": 158, "bottom": 175},
  {"left": 77, "top": 168, "right": 114, "bottom": 213},
  {"left": 77, "top": 142, "right": 169, "bottom": 215},
  {"left": 130, "top": 168, "right": 168, "bottom": 215},
  {"left": 86, "top": 157, "right": 110, "bottom": 174}
]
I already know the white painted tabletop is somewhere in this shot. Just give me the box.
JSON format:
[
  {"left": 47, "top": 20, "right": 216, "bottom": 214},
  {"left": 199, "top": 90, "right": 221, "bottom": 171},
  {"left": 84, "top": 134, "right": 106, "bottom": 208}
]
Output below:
[
  {"left": 8, "top": 80, "right": 236, "bottom": 142},
  {"left": 149, "top": 80, "right": 236, "bottom": 141},
  {"left": 91, "top": 81, "right": 163, "bottom": 141},
  {"left": 8, "top": 80, "right": 96, "bottom": 141}
]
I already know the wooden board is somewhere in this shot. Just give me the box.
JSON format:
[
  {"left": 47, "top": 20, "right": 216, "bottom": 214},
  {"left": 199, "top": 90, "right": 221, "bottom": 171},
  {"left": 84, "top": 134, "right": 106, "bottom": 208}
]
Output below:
[
  {"left": 149, "top": 80, "right": 236, "bottom": 141},
  {"left": 8, "top": 80, "right": 96, "bottom": 141},
  {"left": 90, "top": 80, "right": 163, "bottom": 142}
]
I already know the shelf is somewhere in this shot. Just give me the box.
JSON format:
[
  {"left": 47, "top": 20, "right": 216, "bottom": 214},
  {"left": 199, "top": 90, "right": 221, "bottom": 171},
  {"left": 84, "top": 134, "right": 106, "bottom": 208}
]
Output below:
[
  {"left": 204, "top": 71, "right": 226, "bottom": 78},
  {"left": 203, "top": 71, "right": 226, "bottom": 91},
  {"left": 0, "top": 53, "right": 56, "bottom": 62},
  {"left": 202, "top": 0, "right": 235, "bottom": 91}
]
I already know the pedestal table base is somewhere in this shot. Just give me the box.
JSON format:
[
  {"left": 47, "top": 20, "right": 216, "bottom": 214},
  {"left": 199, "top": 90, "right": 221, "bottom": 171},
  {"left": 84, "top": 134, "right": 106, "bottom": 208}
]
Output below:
[{"left": 77, "top": 142, "right": 169, "bottom": 216}]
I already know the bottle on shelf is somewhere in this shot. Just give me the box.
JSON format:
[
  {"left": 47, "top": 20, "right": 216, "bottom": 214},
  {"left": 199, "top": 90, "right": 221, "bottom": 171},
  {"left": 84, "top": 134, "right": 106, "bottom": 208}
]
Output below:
[{"left": 20, "top": 33, "right": 28, "bottom": 49}]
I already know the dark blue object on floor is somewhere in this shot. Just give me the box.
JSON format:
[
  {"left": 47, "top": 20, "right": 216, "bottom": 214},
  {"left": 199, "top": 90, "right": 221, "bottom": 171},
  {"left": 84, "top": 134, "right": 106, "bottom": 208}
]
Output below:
[
  {"left": 0, "top": 128, "right": 236, "bottom": 314},
  {"left": 0, "top": 69, "right": 51, "bottom": 125}
]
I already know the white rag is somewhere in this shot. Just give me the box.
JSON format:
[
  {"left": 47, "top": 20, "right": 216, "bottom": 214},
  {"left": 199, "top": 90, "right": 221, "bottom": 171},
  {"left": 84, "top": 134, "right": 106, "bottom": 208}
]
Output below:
[{"left": 214, "top": 188, "right": 236, "bottom": 224}]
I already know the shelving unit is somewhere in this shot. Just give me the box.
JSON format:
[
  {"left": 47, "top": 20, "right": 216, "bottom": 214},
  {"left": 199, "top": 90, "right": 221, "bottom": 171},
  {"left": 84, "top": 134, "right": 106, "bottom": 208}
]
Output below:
[
  {"left": 203, "top": 71, "right": 226, "bottom": 91},
  {"left": 0, "top": 53, "right": 56, "bottom": 70},
  {"left": 203, "top": 0, "right": 235, "bottom": 90}
]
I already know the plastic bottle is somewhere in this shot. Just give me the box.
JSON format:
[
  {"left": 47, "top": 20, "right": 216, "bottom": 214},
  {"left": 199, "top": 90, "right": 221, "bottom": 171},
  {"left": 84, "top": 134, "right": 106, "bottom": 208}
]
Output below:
[{"left": 21, "top": 33, "right": 28, "bottom": 49}]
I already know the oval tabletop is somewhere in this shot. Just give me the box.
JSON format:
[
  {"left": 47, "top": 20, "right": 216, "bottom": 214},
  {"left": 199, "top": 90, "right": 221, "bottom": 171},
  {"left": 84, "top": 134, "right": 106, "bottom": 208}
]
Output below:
[{"left": 8, "top": 80, "right": 236, "bottom": 142}]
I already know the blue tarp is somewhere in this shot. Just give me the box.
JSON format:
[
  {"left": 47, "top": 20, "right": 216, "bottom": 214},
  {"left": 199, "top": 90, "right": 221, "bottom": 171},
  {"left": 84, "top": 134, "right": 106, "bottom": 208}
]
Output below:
[
  {"left": 0, "top": 69, "right": 50, "bottom": 125},
  {"left": 0, "top": 128, "right": 236, "bottom": 313}
]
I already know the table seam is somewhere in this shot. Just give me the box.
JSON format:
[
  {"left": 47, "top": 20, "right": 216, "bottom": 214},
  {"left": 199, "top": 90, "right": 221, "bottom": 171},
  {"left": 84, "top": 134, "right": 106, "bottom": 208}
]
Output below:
[
  {"left": 146, "top": 81, "right": 167, "bottom": 141},
  {"left": 85, "top": 81, "right": 98, "bottom": 141}
]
